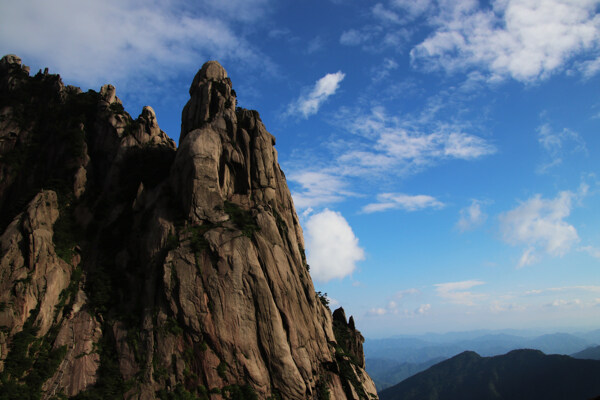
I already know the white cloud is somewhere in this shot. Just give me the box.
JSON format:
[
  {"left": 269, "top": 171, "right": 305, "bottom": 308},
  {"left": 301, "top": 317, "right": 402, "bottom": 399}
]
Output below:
[
  {"left": 500, "top": 191, "right": 579, "bottom": 263},
  {"left": 367, "top": 307, "right": 388, "bottom": 316},
  {"left": 536, "top": 123, "right": 587, "bottom": 172},
  {"left": 526, "top": 285, "right": 600, "bottom": 295},
  {"left": 410, "top": 0, "right": 600, "bottom": 82},
  {"left": 288, "top": 105, "right": 495, "bottom": 209},
  {"left": 416, "top": 304, "right": 431, "bottom": 314},
  {"left": 390, "top": 0, "right": 433, "bottom": 18},
  {"left": 288, "top": 71, "right": 346, "bottom": 118},
  {"left": 305, "top": 209, "right": 365, "bottom": 282},
  {"left": 306, "top": 36, "right": 325, "bottom": 54},
  {"left": 434, "top": 280, "right": 486, "bottom": 305},
  {"left": 579, "top": 56, "right": 600, "bottom": 77},
  {"left": 362, "top": 193, "right": 444, "bottom": 213},
  {"left": 372, "top": 58, "right": 399, "bottom": 82},
  {"left": 457, "top": 199, "right": 487, "bottom": 231},
  {"left": 396, "top": 288, "right": 420, "bottom": 298},
  {"left": 367, "top": 296, "right": 430, "bottom": 317},
  {"left": 372, "top": 3, "right": 402, "bottom": 24},
  {"left": 194, "top": 0, "right": 271, "bottom": 22},
  {"left": 339, "top": 25, "right": 410, "bottom": 52},
  {"left": 0, "top": 0, "right": 272, "bottom": 90},
  {"left": 548, "top": 298, "right": 583, "bottom": 307},
  {"left": 580, "top": 245, "right": 600, "bottom": 258},
  {"left": 290, "top": 171, "right": 355, "bottom": 210},
  {"left": 268, "top": 28, "right": 291, "bottom": 39},
  {"left": 338, "top": 107, "right": 496, "bottom": 176},
  {"left": 490, "top": 301, "right": 526, "bottom": 313},
  {"left": 340, "top": 29, "right": 370, "bottom": 46},
  {"left": 328, "top": 297, "right": 341, "bottom": 309},
  {"left": 518, "top": 247, "right": 539, "bottom": 267}
]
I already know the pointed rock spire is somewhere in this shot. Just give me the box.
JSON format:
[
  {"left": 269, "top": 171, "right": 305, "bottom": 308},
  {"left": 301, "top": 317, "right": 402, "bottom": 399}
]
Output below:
[{"left": 180, "top": 60, "right": 237, "bottom": 141}]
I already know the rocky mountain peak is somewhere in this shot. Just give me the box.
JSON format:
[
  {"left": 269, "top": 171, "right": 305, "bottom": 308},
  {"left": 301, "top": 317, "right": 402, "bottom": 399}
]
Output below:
[
  {"left": 181, "top": 60, "right": 237, "bottom": 141},
  {"left": 0, "top": 55, "right": 378, "bottom": 400},
  {"left": 195, "top": 60, "right": 228, "bottom": 83},
  {"left": 99, "top": 83, "right": 118, "bottom": 104}
]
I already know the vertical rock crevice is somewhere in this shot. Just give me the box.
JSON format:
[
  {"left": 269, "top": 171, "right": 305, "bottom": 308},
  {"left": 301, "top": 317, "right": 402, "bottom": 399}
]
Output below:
[{"left": 0, "top": 55, "right": 378, "bottom": 399}]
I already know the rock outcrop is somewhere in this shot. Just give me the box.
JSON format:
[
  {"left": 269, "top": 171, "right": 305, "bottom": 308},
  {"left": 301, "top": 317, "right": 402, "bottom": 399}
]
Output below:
[{"left": 0, "top": 54, "right": 378, "bottom": 399}]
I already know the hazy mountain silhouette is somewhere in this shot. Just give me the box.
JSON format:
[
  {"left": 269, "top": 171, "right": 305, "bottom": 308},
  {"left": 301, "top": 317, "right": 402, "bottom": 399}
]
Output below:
[{"left": 379, "top": 349, "right": 600, "bottom": 400}]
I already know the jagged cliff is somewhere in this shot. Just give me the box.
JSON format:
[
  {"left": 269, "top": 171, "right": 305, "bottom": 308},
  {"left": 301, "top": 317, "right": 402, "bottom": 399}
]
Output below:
[{"left": 0, "top": 55, "right": 378, "bottom": 399}]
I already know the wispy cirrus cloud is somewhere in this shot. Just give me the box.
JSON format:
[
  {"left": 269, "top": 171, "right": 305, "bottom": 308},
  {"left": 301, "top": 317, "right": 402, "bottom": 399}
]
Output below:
[
  {"left": 536, "top": 123, "right": 587, "bottom": 173},
  {"left": 0, "top": 0, "right": 275, "bottom": 90},
  {"left": 372, "top": 58, "right": 399, "bottom": 82},
  {"left": 525, "top": 285, "right": 600, "bottom": 295},
  {"left": 337, "top": 107, "right": 496, "bottom": 176},
  {"left": 287, "top": 71, "right": 346, "bottom": 118},
  {"left": 362, "top": 193, "right": 444, "bottom": 213},
  {"left": 366, "top": 288, "right": 424, "bottom": 316},
  {"left": 457, "top": 199, "right": 487, "bottom": 231},
  {"left": 389, "top": 0, "right": 433, "bottom": 19},
  {"left": 434, "top": 280, "right": 486, "bottom": 305},
  {"left": 287, "top": 104, "right": 495, "bottom": 210},
  {"left": 367, "top": 300, "right": 431, "bottom": 317},
  {"left": 579, "top": 245, "right": 600, "bottom": 259},
  {"left": 290, "top": 171, "right": 356, "bottom": 210}
]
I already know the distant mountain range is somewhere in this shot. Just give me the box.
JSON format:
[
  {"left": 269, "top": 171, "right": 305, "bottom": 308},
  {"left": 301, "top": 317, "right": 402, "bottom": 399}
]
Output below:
[
  {"left": 367, "top": 357, "right": 445, "bottom": 391},
  {"left": 572, "top": 345, "right": 600, "bottom": 360},
  {"left": 379, "top": 349, "right": 600, "bottom": 400},
  {"left": 366, "top": 329, "right": 600, "bottom": 391}
]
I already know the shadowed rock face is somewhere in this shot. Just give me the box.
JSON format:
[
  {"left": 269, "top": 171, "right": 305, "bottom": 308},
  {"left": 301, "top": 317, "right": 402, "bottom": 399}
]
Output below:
[{"left": 0, "top": 55, "right": 378, "bottom": 400}]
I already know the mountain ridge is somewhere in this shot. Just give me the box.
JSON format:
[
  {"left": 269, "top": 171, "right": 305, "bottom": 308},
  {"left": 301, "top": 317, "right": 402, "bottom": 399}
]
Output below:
[
  {"left": 379, "top": 349, "right": 600, "bottom": 400},
  {"left": 0, "top": 55, "right": 378, "bottom": 399}
]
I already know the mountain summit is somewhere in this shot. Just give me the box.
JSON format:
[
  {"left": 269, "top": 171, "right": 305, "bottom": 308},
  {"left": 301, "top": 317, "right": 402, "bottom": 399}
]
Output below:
[{"left": 0, "top": 55, "right": 378, "bottom": 399}]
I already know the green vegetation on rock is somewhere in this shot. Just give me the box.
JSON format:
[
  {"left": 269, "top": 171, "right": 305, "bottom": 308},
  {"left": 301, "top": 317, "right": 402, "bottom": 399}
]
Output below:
[{"left": 223, "top": 201, "right": 259, "bottom": 238}]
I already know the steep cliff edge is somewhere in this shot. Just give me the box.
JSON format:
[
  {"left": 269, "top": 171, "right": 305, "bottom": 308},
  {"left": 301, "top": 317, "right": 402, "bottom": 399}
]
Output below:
[{"left": 0, "top": 55, "right": 378, "bottom": 399}]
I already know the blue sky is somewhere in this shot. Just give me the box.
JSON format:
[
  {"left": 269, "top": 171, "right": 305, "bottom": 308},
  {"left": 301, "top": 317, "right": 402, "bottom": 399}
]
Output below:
[{"left": 2, "top": 0, "right": 600, "bottom": 337}]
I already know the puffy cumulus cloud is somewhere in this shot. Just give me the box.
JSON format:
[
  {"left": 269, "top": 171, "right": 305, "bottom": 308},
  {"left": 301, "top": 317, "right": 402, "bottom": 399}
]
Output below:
[
  {"left": 288, "top": 72, "right": 346, "bottom": 118},
  {"left": 434, "top": 280, "right": 486, "bottom": 305},
  {"left": 410, "top": 0, "right": 600, "bottom": 82},
  {"left": 500, "top": 191, "right": 579, "bottom": 265},
  {"left": 362, "top": 193, "right": 444, "bottom": 213},
  {"left": 305, "top": 209, "right": 365, "bottom": 282},
  {"left": 0, "top": 0, "right": 273, "bottom": 89},
  {"left": 457, "top": 199, "right": 487, "bottom": 231}
]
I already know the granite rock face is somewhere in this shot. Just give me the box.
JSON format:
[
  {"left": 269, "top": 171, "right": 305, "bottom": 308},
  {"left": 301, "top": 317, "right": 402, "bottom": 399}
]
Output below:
[{"left": 0, "top": 55, "right": 378, "bottom": 400}]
